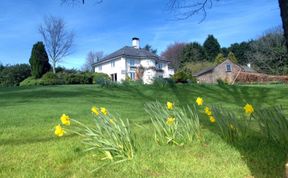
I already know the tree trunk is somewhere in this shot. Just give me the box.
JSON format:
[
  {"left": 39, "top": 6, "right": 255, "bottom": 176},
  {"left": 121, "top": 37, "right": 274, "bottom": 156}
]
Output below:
[
  {"left": 52, "top": 61, "right": 56, "bottom": 73},
  {"left": 279, "top": 0, "right": 288, "bottom": 50}
]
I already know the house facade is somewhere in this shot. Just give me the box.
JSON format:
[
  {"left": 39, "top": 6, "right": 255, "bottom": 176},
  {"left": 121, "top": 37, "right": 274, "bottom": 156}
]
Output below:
[
  {"left": 193, "top": 59, "right": 256, "bottom": 84},
  {"left": 93, "top": 38, "right": 174, "bottom": 84}
]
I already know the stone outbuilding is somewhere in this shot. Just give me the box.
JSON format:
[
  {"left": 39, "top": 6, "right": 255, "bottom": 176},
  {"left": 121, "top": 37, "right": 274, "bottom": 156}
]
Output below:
[{"left": 193, "top": 59, "right": 256, "bottom": 84}]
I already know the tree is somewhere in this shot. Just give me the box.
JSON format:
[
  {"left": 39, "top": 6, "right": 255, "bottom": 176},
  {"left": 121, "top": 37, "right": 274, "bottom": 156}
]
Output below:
[
  {"left": 278, "top": 0, "right": 288, "bottom": 50},
  {"left": 180, "top": 42, "right": 207, "bottom": 66},
  {"left": 29, "top": 42, "right": 51, "bottom": 78},
  {"left": 228, "top": 41, "right": 252, "bottom": 65},
  {"left": 143, "top": 44, "right": 157, "bottom": 54},
  {"left": 214, "top": 53, "right": 225, "bottom": 64},
  {"left": 0, "top": 64, "right": 31, "bottom": 86},
  {"left": 247, "top": 27, "right": 288, "bottom": 75},
  {"left": 161, "top": 42, "right": 186, "bottom": 70},
  {"left": 39, "top": 16, "right": 74, "bottom": 73},
  {"left": 227, "top": 52, "right": 237, "bottom": 63},
  {"left": 221, "top": 47, "right": 229, "bottom": 57},
  {"left": 82, "top": 51, "right": 103, "bottom": 72},
  {"left": 203, "top": 34, "right": 221, "bottom": 61}
]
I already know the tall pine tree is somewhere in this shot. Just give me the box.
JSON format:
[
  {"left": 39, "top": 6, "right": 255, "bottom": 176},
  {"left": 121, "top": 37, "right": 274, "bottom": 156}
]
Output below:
[
  {"left": 29, "top": 42, "right": 51, "bottom": 78},
  {"left": 203, "top": 35, "right": 221, "bottom": 61}
]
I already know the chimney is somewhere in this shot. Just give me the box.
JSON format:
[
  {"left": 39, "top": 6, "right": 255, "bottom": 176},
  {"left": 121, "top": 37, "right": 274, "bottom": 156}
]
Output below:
[{"left": 132, "top": 37, "right": 140, "bottom": 49}]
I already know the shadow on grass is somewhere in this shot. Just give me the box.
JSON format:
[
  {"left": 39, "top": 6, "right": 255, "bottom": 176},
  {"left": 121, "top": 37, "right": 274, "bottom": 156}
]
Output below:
[{"left": 168, "top": 84, "right": 288, "bottom": 177}]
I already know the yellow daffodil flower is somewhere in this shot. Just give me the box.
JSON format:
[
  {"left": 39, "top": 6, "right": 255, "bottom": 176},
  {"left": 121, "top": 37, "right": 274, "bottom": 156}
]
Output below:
[
  {"left": 104, "top": 151, "right": 113, "bottom": 160},
  {"left": 54, "top": 124, "right": 64, "bottom": 137},
  {"left": 166, "top": 117, "right": 175, "bottom": 126},
  {"left": 109, "top": 119, "right": 115, "bottom": 125},
  {"left": 100, "top": 107, "right": 108, "bottom": 115},
  {"left": 204, "top": 106, "right": 212, "bottom": 116},
  {"left": 60, "top": 114, "right": 70, "bottom": 125},
  {"left": 196, "top": 97, "right": 204, "bottom": 106},
  {"left": 91, "top": 106, "right": 99, "bottom": 115},
  {"left": 209, "top": 116, "right": 216, "bottom": 123},
  {"left": 244, "top": 103, "right": 254, "bottom": 115},
  {"left": 167, "top": 101, "right": 173, "bottom": 110}
]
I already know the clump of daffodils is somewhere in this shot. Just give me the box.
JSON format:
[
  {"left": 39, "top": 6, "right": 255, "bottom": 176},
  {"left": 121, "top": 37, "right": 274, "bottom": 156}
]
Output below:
[
  {"left": 145, "top": 101, "right": 201, "bottom": 145},
  {"left": 53, "top": 106, "right": 135, "bottom": 172}
]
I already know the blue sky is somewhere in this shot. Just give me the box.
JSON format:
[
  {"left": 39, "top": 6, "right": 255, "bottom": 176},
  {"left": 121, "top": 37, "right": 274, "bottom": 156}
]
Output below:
[{"left": 0, "top": 0, "right": 282, "bottom": 68}]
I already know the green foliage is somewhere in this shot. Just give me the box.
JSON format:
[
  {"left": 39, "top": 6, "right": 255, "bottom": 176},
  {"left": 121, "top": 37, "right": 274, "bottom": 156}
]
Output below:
[
  {"left": 203, "top": 35, "right": 221, "bottom": 61},
  {"left": 41, "top": 72, "right": 63, "bottom": 85},
  {"left": 143, "top": 44, "right": 157, "bottom": 54},
  {"left": 29, "top": 42, "right": 51, "bottom": 78},
  {"left": 152, "top": 78, "right": 175, "bottom": 88},
  {"left": 214, "top": 53, "right": 225, "bottom": 64},
  {"left": 227, "top": 52, "right": 238, "bottom": 63},
  {"left": 211, "top": 106, "right": 242, "bottom": 142},
  {"left": 180, "top": 42, "right": 207, "bottom": 65},
  {"left": 172, "top": 68, "right": 196, "bottom": 83},
  {"left": 183, "top": 61, "right": 215, "bottom": 74},
  {"left": 93, "top": 72, "right": 111, "bottom": 84},
  {"left": 254, "top": 106, "right": 288, "bottom": 146},
  {"left": 64, "top": 109, "right": 136, "bottom": 171},
  {"left": 216, "top": 78, "right": 229, "bottom": 85},
  {"left": 221, "top": 47, "right": 229, "bottom": 56},
  {"left": 19, "top": 76, "right": 42, "bottom": 86},
  {"left": 0, "top": 64, "right": 31, "bottom": 87},
  {"left": 228, "top": 42, "right": 252, "bottom": 65},
  {"left": 145, "top": 101, "right": 201, "bottom": 145}
]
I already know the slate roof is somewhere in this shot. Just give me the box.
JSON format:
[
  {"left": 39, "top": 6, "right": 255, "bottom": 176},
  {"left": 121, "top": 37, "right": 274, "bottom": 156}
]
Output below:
[{"left": 93, "top": 46, "right": 169, "bottom": 66}]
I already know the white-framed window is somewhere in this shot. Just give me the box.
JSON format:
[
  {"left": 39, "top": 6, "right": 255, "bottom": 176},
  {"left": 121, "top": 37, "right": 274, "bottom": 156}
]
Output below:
[
  {"left": 157, "top": 63, "right": 163, "bottom": 69},
  {"left": 98, "top": 66, "right": 102, "bottom": 71},
  {"left": 128, "top": 59, "right": 135, "bottom": 66},
  {"left": 111, "top": 61, "right": 115, "bottom": 67},
  {"left": 226, "top": 64, "right": 232, "bottom": 72},
  {"left": 129, "top": 72, "right": 135, "bottom": 80}
]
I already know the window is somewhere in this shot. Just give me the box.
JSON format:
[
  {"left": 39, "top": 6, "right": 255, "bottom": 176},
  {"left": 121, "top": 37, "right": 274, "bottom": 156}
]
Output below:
[
  {"left": 98, "top": 66, "right": 102, "bottom": 71},
  {"left": 129, "top": 72, "right": 135, "bottom": 80},
  {"left": 226, "top": 64, "right": 232, "bottom": 72},
  {"left": 111, "top": 61, "right": 115, "bottom": 67},
  {"left": 110, "top": 73, "right": 117, "bottom": 82},
  {"left": 157, "top": 63, "right": 163, "bottom": 69},
  {"left": 128, "top": 59, "right": 135, "bottom": 66}
]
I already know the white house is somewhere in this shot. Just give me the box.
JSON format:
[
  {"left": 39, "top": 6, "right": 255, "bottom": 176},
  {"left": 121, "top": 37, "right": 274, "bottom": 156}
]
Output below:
[{"left": 93, "top": 38, "right": 174, "bottom": 84}]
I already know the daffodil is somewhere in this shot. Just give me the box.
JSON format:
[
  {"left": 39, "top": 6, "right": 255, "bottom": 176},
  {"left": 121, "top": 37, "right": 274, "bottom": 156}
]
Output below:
[
  {"left": 91, "top": 106, "right": 99, "bottom": 115},
  {"left": 204, "top": 106, "right": 212, "bottom": 116},
  {"left": 209, "top": 116, "right": 216, "bottom": 123},
  {"left": 103, "top": 151, "right": 113, "bottom": 160},
  {"left": 100, "top": 107, "right": 108, "bottom": 115},
  {"left": 167, "top": 101, "right": 173, "bottom": 110},
  {"left": 196, "top": 97, "right": 204, "bottom": 106},
  {"left": 166, "top": 117, "right": 175, "bottom": 126},
  {"left": 54, "top": 124, "right": 64, "bottom": 137},
  {"left": 60, "top": 114, "right": 70, "bottom": 125},
  {"left": 109, "top": 118, "right": 115, "bottom": 125},
  {"left": 244, "top": 104, "right": 254, "bottom": 115}
]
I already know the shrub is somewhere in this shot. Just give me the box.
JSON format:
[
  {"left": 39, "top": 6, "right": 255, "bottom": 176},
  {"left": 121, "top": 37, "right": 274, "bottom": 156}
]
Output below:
[
  {"left": 54, "top": 107, "right": 136, "bottom": 171},
  {"left": 19, "top": 76, "right": 42, "bottom": 86},
  {"left": 93, "top": 72, "right": 111, "bottom": 84},
  {"left": 152, "top": 78, "right": 175, "bottom": 88},
  {"left": 172, "top": 70, "right": 196, "bottom": 83},
  {"left": 41, "top": 72, "right": 63, "bottom": 85},
  {"left": 0, "top": 64, "right": 31, "bottom": 87},
  {"left": 216, "top": 79, "right": 229, "bottom": 85},
  {"left": 145, "top": 101, "right": 201, "bottom": 145}
]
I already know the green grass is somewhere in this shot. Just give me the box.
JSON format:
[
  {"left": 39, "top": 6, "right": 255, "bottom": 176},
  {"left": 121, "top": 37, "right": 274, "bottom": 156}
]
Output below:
[{"left": 0, "top": 84, "right": 287, "bottom": 177}]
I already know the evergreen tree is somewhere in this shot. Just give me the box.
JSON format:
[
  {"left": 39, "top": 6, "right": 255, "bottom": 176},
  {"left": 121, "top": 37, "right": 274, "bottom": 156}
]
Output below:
[
  {"left": 228, "top": 41, "right": 252, "bottom": 65},
  {"left": 214, "top": 53, "right": 225, "bottom": 64},
  {"left": 203, "top": 35, "right": 221, "bottom": 61},
  {"left": 143, "top": 44, "right": 157, "bottom": 54},
  {"left": 227, "top": 52, "right": 238, "bottom": 63},
  {"left": 180, "top": 42, "right": 207, "bottom": 66},
  {"left": 29, "top": 42, "right": 51, "bottom": 78}
]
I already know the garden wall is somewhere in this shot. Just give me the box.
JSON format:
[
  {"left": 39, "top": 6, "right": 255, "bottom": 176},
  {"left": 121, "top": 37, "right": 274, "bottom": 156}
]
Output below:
[{"left": 236, "top": 72, "right": 288, "bottom": 83}]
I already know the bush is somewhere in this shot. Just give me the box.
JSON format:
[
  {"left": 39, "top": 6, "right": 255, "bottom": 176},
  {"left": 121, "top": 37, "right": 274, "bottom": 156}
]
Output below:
[
  {"left": 172, "top": 70, "right": 196, "bottom": 83},
  {"left": 216, "top": 79, "right": 229, "bottom": 85},
  {"left": 20, "top": 76, "right": 42, "bottom": 86},
  {"left": 152, "top": 78, "right": 175, "bottom": 88},
  {"left": 41, "top": 72, "right": 63, "bottom": 85},
  {"left": 93, "top": 72, "right": 111, "bottom": 84},
  {"left": 0, "top": 64, "right": 31, "bottom": 87}
]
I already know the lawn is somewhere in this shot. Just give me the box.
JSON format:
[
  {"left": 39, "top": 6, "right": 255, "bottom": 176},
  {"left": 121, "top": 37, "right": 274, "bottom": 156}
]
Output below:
[{"left": 0, "top": 84, "right": 287, "bottom": 178}]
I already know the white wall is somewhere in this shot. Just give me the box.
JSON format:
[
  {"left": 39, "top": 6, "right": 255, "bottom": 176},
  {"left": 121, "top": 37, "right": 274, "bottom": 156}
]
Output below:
[{"left": 94, "top": 57, "right": 126, "bottom": 82}]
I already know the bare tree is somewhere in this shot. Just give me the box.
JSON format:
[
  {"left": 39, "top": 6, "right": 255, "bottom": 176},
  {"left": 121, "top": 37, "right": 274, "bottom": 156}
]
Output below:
[
  {"left": 161, "top": 42, "right": 186, "bottom": 70},
  {"left": 82, "top": 51, "right": 103, "bottom": 72},
  {"left": 39, "top": 16, "right": 74, "bottom": 73}
]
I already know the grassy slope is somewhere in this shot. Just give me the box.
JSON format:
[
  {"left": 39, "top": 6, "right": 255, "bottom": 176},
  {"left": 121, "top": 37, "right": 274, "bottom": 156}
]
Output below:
[{"left": 0, "top": 84, "right": 287, "bottom": 178}]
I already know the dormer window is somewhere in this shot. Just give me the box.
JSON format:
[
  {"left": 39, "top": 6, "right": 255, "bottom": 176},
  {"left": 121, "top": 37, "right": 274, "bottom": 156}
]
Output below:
[{"left": 226, "top": 64, "right": 232, "bottom": 72}]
